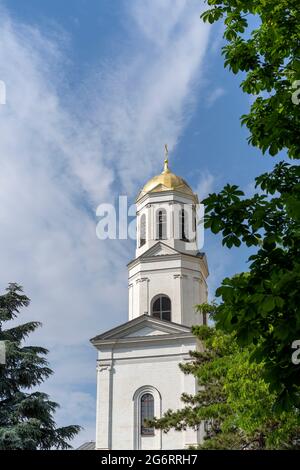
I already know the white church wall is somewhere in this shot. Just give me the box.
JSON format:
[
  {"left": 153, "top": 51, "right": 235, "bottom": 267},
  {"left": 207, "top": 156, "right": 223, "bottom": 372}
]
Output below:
[
  {"left": 97, "top": 337, "right": 196, "bottom": 361},
  {"left": 128, "top": 251, "right": 208, "bottom": 326},
  {"left": 95, "top": 336, "right": 200, "bottom": 450},
  {"left": 111, "top": 355, "right": 197, "bottom": 449}
]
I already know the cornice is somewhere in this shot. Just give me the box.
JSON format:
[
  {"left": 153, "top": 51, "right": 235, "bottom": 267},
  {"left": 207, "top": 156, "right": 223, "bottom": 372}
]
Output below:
[{"left": 92, "top": 331, "right": 195, "bottom": 349}]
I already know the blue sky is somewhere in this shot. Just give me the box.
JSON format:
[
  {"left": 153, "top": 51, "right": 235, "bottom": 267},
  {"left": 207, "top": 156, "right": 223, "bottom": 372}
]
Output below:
[{"left": 0, "top": 0, "right": 281, "bottom": 446}]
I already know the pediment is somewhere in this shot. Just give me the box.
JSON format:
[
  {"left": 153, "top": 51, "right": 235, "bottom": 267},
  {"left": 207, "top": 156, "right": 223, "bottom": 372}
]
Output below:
[
  {"left": 125, "top": 326, "right": 167, "bottom": 337},
  {"left": 91, "top": 314, "right": 191, "bottom": 344},
  {"left": 140, "top": 242, "right": 180, "bottom": 258}
]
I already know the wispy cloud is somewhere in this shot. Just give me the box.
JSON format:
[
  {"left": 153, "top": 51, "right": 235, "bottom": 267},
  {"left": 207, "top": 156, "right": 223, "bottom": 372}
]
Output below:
[
  {"left": 195, "top": 170, "right": 216, "bottom": 200},
  {"left": 0, "top": 0, "right": 211, "bottom": 444},
  {"left": 206, "top": 86, "right": 226, "bottom": 108}
]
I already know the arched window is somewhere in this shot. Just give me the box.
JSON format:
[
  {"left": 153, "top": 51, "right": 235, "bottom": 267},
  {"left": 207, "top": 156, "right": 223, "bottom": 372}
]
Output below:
[
  {"left": 193, "top": 212, "right": 197, "bottom": 241},
  {"left": 140, "top": 214, "right": 146, "bottom": 247},
  {"left": 156, "top": 209, "right": 167, "bottom": 240},
  {"left": 180, "top": 208, "right": 188, "bottom": 241},
  {"left": 133, "top": 386, "right": 161, "bottom": 448},
  {"left": 152, "top": 295, "right": 171, "bottom": 321},
  {"left": 141, "top": 393, "right": 154, "bottom": 436}
]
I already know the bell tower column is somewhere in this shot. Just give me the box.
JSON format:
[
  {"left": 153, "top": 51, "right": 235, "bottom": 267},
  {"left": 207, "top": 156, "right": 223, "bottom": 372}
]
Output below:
[{"left": 138, "top": 277, "right": 150, "bottom": 315}]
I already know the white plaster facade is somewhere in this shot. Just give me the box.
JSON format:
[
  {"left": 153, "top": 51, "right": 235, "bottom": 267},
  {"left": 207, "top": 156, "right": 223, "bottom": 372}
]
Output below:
[
  {"left": 128, "top": 242, "right": 208, "bottom": 326},
  {"left": 91, "top": 161, "right": 209, "bottom": 450}
]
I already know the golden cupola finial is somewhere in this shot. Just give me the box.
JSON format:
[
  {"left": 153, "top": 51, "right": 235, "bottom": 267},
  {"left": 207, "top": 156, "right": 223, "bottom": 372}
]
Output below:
[
  {"left": 163, "top": 144, "right": 170, "bottom": 173},
  {"left": 136, "top": 143, "right": 198, "bottom": 203}
]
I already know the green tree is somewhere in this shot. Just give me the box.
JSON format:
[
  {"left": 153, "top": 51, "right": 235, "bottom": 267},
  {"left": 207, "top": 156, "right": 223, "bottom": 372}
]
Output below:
[
  {"left": 0, "top": 283, "right": 80, "bottom": 450},
  {"left": 199, "top": 0, "right": 300, "bottom": 407},
  {"left": 151, "top": 325, "right": 300, "bottom": 449},
  {"left": 202, "top": 0, "right": 300, "bottom": 159}
]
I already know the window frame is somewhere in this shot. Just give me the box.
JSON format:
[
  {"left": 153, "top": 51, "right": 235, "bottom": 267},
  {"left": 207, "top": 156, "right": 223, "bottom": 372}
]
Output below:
[
  {"left": 180, "top": 208, "right": 189, "bottom": 242},
  {"left": 140, "top": 393, "right": 155, "bottom": 436},
  {"left": 151, "top": 295, "right": 171, "bottom": 322},
  {"left": 156, "top": 209, "right": 167, "bottom": 240},
  {"left": 133, "top": 386, "right": 162, "bottom": 449},
  {"left": 139, "top": 213, "right": 146, "bottom": 247}
]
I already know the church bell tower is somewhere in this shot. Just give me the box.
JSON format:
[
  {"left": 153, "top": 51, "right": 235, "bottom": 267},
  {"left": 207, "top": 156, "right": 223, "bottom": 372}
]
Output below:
[
  {"left": 91, "top": 149, "right": 209, "bottom": 450},
  {"left": 128, "top": 151, "right": 208, "bottom": 326}
]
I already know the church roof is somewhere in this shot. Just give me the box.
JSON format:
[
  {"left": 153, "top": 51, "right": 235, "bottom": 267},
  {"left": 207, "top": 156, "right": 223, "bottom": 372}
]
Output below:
[
  {"left": 90, "top": 314, "right": 193, "bottom": 347},
  {"left": 136, "top": 159, "right": 198, "bottom": 202},
  {"left": 77, "top": 441, "right": 95, "bottom": 451}
]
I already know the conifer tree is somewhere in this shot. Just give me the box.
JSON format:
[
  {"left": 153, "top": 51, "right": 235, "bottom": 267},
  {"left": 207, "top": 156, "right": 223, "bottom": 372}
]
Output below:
[{"left": 0, "top": 283, "right": 80, "bottom": 450}]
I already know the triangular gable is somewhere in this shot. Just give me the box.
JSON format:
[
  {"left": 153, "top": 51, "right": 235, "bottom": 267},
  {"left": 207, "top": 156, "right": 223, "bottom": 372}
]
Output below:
[
  {"left": 123, "top": 326, "right": 169, "bottom": 338},
  {"left": 140, "top": 241, "right": 180, "bottom": 259},
  {"left": 90, "top": 314, "right": 191, "bottom": 344}
]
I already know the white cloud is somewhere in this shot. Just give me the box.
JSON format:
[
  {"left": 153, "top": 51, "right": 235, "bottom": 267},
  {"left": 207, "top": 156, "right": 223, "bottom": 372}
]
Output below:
[
  {"left": 206, "top": 86, "right": 226, "bottom": 108},
  {"left": 130, "top": 0, "right": 187, "bottom": 47},
  {"left": 0, "top": 1, "right": 211, "bottom": 445}
]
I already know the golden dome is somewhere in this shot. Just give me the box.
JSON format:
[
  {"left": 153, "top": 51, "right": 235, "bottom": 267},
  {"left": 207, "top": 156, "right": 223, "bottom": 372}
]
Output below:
[{"left": 137, "top": 159, "right": 197, "bottom": 202}]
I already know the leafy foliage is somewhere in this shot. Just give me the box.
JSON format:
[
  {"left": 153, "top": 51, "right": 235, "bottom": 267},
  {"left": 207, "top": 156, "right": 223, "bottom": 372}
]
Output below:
[
  {"left": 0, "top": 283, "right": 80, "bottom": 450},
  {"left": 201, "top": 0, "right": 300, "bottom": 159},
  {"left": 199, "top": 0, "right": 300, "bottom": 408},
  {"left": 204, "top": 163, "right": 300, "bottom": 406},
  {"left": 151, "top": 326, "right": 300, "bottom": 449}
]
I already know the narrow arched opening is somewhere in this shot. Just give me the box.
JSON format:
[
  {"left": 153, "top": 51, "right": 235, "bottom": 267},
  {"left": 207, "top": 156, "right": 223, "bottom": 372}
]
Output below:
[{"left": 151, "top": 295, "right": 171, "bottom": 322}]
